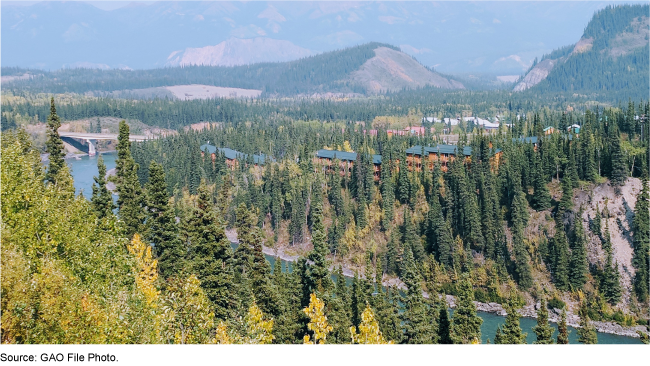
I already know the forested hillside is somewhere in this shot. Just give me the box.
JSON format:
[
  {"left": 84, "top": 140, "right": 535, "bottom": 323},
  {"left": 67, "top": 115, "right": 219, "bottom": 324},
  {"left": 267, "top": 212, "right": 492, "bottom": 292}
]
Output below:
[
  {"left": 0, "top": 43, "right": 461, "bottom": 97},
  {"left": 515, "top": 4, "right": 649, "bottom": 100}
]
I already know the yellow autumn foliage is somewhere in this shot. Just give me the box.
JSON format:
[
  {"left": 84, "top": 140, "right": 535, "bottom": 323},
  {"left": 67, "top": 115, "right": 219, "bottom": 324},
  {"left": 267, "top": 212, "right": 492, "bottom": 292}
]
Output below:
[
  {"left": 303, "top": 293, "right": 333, "bottom": 344},
  {"left": 349, "top": 304, "right": 393, "bottom": 344},
  {"left": 128, "top": 234, "right": 160, "bottom": 307}
]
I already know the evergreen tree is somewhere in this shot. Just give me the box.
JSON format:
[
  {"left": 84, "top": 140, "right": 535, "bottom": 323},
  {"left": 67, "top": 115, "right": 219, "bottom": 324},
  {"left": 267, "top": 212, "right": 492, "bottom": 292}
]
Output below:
[
  {"left": 301, "top": 186, "right": 334, "bottom": 306},
  {"left": 632, "top": 178, "right": 649, "bottom": 302},
  {"left": 400, "top": 247, "right": 436, "bottom": 344},
  {"left": 532, "top": 153, "right": 551, "bottom": 210},
  {"left": 403, "top": 209, "right": 425, "bottom": 262},
  {"left": 438, "top": 303, "right": 453, "bottom": 344},
  {"left": 45, "top": 97, "right": 66, "bottom": 185},
  {"left": 397, "top": 155, "right": 410, "bottom": 204},
  {"left": 558, "top": 174, "right": 574, "bottom": 216},
  {"left": 380, "top": 159, "right": 394, "bottom": 230},
  {"left": 451, "top": 274, "right": 483, "bottom": 344},
  {"left": 557, "top": 308, "right": 570, "bottom": 344},
  {"left": 532, "top": 297, "right": 554, "bottom": 344},
  {"left": 145, "top": 161, "right": 184, "bottom": 279},
  {"left": 552, "top": 220, "right": 571, "bottom": 291},
  {"left": 609, "top": 121, "right": 627, "bottom": 186},
  {"left": 602, "top": 252, "right": 622, "bottom": 305},
  {"left": 91, "top": 155, "right": 115, "bottom": 219},
  {"left": 511, "top": 188, "right": 533, "bottom": 289},
  {"left": 494, "top": 294, "right": 527, "bottom": 344},
  {"left": 1, "top": 113, "right": 17, "bottom": 131},
  {"left": 569, "top": 214, "right": 588, "bottom": 290},
  {"left": 577, "top": 303, "right": 598, "bottom": 344},
  {"left": 115, "top": 120, "right": 145, "bottom": 237},
  {"left": 187, "top": 179, "right": 236, "bottom": 320}
]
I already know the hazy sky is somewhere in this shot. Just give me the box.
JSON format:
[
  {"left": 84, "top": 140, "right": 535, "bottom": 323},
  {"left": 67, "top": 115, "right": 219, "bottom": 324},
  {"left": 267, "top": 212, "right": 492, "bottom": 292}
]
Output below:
[{"left": 0, "top": 0, "right": 158, "bottom": 10}]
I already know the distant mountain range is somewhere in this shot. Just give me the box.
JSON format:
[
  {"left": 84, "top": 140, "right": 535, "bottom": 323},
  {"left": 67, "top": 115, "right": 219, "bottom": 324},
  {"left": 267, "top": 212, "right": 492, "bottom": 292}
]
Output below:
[
  {"left": 1, "top": 42, "right": 463, "bottom": 96},
  {"left": 514, "top": 4, "right": 649, "bottom": 96},
  {"left": 1, "top": 1, "right": 632, "bottom": 75}
]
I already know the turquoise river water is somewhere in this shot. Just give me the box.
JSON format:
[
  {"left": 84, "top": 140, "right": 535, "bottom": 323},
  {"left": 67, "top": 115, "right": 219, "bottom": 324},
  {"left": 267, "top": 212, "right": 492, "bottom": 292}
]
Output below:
[{"left": 66, "top": 153, "right": 641, "bottom": 344}]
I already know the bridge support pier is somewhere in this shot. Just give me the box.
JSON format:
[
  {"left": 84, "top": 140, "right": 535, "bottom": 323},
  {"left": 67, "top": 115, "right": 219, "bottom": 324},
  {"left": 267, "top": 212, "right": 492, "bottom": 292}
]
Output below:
[{"left": 86, "top": 139, "right": 96, "bottom": 156}]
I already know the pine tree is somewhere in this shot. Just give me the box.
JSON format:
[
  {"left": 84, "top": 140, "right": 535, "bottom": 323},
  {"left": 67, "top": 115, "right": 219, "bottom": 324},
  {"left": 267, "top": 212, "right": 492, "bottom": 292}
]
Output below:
[
  {"left": 532, "top": 297, "right": 554, "bottom": 344},
  {"left": 558, "top": 174, "right": 574, "bottom": 216},
  {"left": 557, "top": 308, "right": 570, "bottom": 344},
  {"left": 577, "top": 303, "right": 598, "bottom": 344},
  {"left": 397, "top": 155, "right": 410, "bottom": 204},
  {"left": 451, "top": 274, "right": 483, "bottom": 344},
  {"left": 569, "top": 215, "right": 588, "bottom": 290},
  {"left": 91, "top": 155, "right": 115, "bottom": 219},
  {"left": 45, "top": 97, "right": 66, "bottom": 185},
  {"left": 494, "top": 294, "right": 527, "bottom": 344},
  {"left": 115, "top": 120, "right": 145, "bottom": 238},
  {"left": 187, "top": 179, "right": 236, "bottom": 320}
]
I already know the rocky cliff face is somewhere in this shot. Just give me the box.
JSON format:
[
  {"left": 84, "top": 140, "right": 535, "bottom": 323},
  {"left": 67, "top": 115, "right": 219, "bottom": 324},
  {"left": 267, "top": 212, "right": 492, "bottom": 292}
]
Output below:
[
  {"left": 350, "top": 47, "right": 464, "bottom": 94},
  {"left": 513, "top": 58, "right": 557, "bottom": 91},
  {"left": 166, "top": 37, "right": 313, "bottom": 67}
]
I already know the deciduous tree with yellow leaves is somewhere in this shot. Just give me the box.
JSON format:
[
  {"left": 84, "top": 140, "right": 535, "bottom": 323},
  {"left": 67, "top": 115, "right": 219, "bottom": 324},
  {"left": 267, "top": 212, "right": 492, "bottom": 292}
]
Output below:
[
  {"left": 350, "top": 304, "right": 393, "bottom": 344},
  {"left": 303, "top": 293, "right": 333, "bottom": 344}
]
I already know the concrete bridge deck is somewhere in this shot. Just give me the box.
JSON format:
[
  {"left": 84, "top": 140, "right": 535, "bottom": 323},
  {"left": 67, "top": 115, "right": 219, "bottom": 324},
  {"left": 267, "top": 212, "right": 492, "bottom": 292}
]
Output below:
[{"left": 58, "top": 132, "right": 151, "bottom": 142}]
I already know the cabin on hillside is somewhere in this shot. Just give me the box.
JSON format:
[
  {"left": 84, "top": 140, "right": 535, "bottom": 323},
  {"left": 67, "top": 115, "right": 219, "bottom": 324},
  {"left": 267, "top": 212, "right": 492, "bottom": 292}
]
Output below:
[
  {"left": 200, "top": 144, "right": 273, "bottom": 170},
  {"left": 405, "top": 144, "right": 502, "bottom": 172},
  {"left": 314, "top": 149, "right": 382, "bottom": 180},
  {"left": 543, "top": 126, "right": 556, "bottom": 135}
]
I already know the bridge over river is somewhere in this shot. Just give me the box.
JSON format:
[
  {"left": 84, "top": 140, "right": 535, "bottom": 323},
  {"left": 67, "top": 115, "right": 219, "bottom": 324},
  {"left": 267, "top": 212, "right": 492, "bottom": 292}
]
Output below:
[{"left": 59, "top": 132, "right": 153, "bottom": 156}]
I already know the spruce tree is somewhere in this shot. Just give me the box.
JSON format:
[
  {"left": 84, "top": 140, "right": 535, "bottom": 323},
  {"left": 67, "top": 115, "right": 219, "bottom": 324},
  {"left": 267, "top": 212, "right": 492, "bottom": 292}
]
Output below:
[
  {"left": 400, "top": 247, "right": 436, "bottom": 344},
  {"left": 438, "top": 303, "right": 453, "bottom": 344},
  {"left": 557, "top": 308, "right": 570, "bottom": 344},
  {"left": 512, "top": 188, "right": 533, "bottom": 289},
  {"left": 91, "top": 155, "right": 115, "bottom": 219},
  {"left": 187, "top": 179, "right": 236, "bottom": 320},
  {"left": 451, "top": 274, "right": 483, "bottom": 344},
  {"left": 552, "top": 221, "right": 571, "bottom": 291},
  {"left": 380, "top": 159, "right": 394, "bottom": 230},
  {"left": 1, "top": 113, "right": 17, "bottom": 131},
  {"left": 115, "top": 120, "right": 145, "bottom": 237},
  {"left": 577, "top": 303, "right": 598, "bottom": 344},
  {"left": 632, "top": 178, "right": 649, "bottom": 302},
  {"left": 609, "top": 122, "right": 627, "bottom": 186},
  {"left": 602, "top": 252, "right": 622, "bottom": 305},
  {"left": 532, "top": 297, "right": 554, "bottom": 344},
  {"left": 403, "top": 209, "right": 425, "bottom": 262},
  {"left": 569, "top": 215, "right": 588, "bottom": 290},
  {"left": 145, "top": 161, "right": 184, "bottom": 279},
  {"left": 532, "top": 154, "right": 551, "bottom": 211},
  {"left": 45, "top": 97, "right": 66, "bottom": 185},
  {"left": 494, "top": 294, "right": 527, "bottom": 344},
  {"left": 301, "top": 185, "right": 334, "bottom": 305}
]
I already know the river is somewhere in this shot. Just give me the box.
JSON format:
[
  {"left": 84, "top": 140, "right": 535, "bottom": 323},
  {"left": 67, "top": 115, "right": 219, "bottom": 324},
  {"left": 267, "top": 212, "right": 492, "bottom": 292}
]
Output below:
[{"left": 65, "top": 154, "right": 641, "bottom": 344}]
